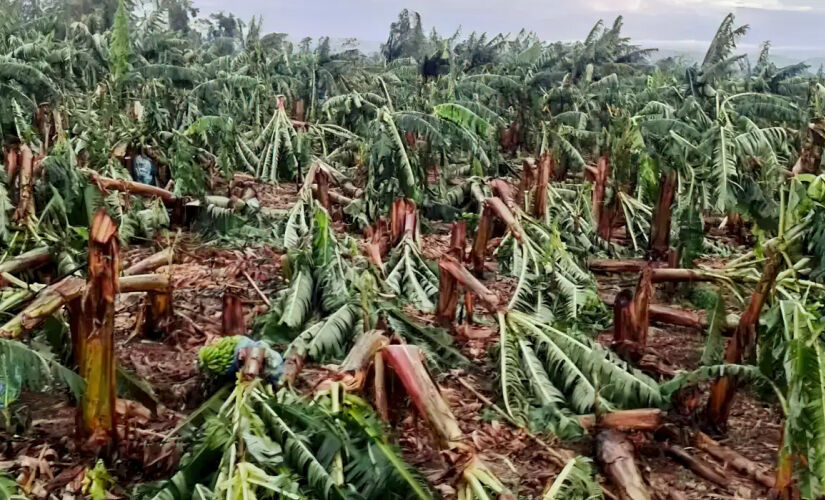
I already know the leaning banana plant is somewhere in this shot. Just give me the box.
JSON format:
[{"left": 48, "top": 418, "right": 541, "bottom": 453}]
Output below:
[
  {"left": 763, "top": 297, "right": 825, "bottom": 498},
  {"left": 495, "top": 212, "right": 599, "bottom": 322},
  {"left": 255, "top": 97, "right": 301, "bottom": 181},
  {"left": 266, "top": 173, "right": 357, "bottom": 334}
]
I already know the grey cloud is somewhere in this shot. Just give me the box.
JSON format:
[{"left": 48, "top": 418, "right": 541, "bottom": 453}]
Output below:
[{"left": 191, "top": 0, "right": 825, "bottom": 57}]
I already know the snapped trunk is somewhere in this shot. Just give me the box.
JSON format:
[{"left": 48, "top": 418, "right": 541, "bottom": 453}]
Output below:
[
  {"left": 77, "top": 210, "right": 120, "bottom": 455},
  {"left": 706, "top": 252, "right": 781, "bottom": 430},
  {"left": 648, "top": 169, "right": 677, "bottom": 260}
]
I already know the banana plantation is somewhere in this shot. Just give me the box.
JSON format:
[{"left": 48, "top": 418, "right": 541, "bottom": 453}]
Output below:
[{"left": 1, "top": 0, "right": 824, "bottom": 498}]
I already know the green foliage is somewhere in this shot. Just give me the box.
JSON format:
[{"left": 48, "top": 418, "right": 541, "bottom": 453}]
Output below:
[
  {"left": 785, "top": 335, "right": 825, "bottom": 497},
  {"left": 367, "top": 107, "right": 422, "bottom": 209},
  {"left": 383, "top": 304, "right": 467, "bottom": 370},
  {"left": 755, "top": 298, "right": 825, "bottom": 497},
  {"left": 82, "top": 460, "right": 115, "bottom": 500},
  {"left": 153, "top": 377, "right": 429, "bottom": 499},
  {"left": 169, "top": 135, "right": 208, "bottom": 197},
  {"left": 434, "top": 103, "right": 492, "bottom": 138},
  {"left": 109, "top": 0, "right": 131, "bottom": 83},
  {"left": 341, "top": 394, "right": 433, "bottom": 499},
  {"left": 0, "top": 337, "right": 84, "bottom": 409},
  {"left": 0, "top": 472, "right": 24, "bottom": 499},
  {"left": 278, "top": 266, "right": 314, "bottom": 329},
  {"left": 141, "top": 410, "right": 229, "bottom": 499},
  {"left": 674, "top": 189, "right": 705, "bottom": 267},
  {"left": 285, "top": 303, "right": 359, "bottom": 362},
  {"left": 385, "top": 234, "right": 439, "bottom": 312},
  {"left": 542, "top": 457, "right": 604, "bottom": 499},
  {"left": 312, "top": 207, "right": 350, "bottom": 312},
  {"left": 497, "top": 215, "right": 598, "bottom": 323},
  {"left": 700, "top": 292, "right": 727, "bottom": 366},
  {"left": 499, "top": 311, "right": 663, "bottom": 427},
  {"left": 660, "top": 364, "right": 769, "bottom": 401}
]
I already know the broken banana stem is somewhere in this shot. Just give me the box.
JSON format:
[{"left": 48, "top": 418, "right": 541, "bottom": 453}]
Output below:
[
  {"left": 631, "top": 266, "right": 653, "bottom": 349},
  {"left": 439, "top": 256, "right": 501, "bottom": 311},
  {"left": 336, "top": 331, "right": 389, "bottom": 392},
  {"left": 13, "top": 145, "right": 36, "bottom": 225},
  {"left": 693, "top": 431, "right": 775, "bottom": 488},
  {"left": 120, "top": 274, "right": 171, "bottom": 292},
  {"left": 449, "top": 221, "right": 467, "bottom": 261},
  {"left": 596, "top": 429, "right": 651, "bottom": 500},
  {"left": 0, "top": 246, "right": 51, "bottom": 278},
  {"left": 381, "top": 344, "right": 463, "bottom": 449},
  {"left": 533, "top": 154, "right": 552, "bottom": 216},
  {"left": 589, "top": 259, "right": 725, "bottom": 284},
  {"left": 578, "top": 409, "right": 663, "bottom": 432},
  {"left": 221, "top": 292, "right": 245, "bottom": 336},
  {"left": 0, "top": 274, "right": 171, "bottom": 339},
  {"left": 78, "top": 209, "right": 119, "bottom": 455},
  {"left": 471, "top": 197, "right": 524, "bottom": 276},
  {"left": 374, "top": 351, "right": 389, "bottom": 422},
  {"left": 470, "top": 204, "right": 494, "bottom": 276},
  {"left": 87, "top": 171, "right": 177, "bottom": 205},
  {"left": 661, "top": 441, "right": 729, "bottom": 490},
  {"left": 603, "top": 295, "right": 740, "bottom": 331},
  {"left": 485, "top": 197, "right": 523, "bottom": 240},
  {"left": 491, "top": 179, "right": 515, "bottom": 207},
  {"left": 314, "top": 167, "right": 331, "bottom": 210},
  {"left": 123, "top": 247, "right": 174, "bottom": 276}
]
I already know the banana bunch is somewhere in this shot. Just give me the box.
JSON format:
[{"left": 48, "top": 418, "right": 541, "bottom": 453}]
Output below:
[{"left": 198, "top": 336, "right": 243, "bottom": 377}]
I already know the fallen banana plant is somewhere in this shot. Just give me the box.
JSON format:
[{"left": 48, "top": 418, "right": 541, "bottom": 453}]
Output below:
[
  {"left": 437, "top": 255, "right": 501, "bottom": 324},
  {"left": 148, "top": 375, "right": 433, "bottom": 500},
  {"left": 381, "top": 344, "right": 512, "bottom": 499},
  {"left": 292, "top": 336, "right": 509, "bottom": 496},
  {"left": 88, "top": 171, "right": 178, "bottom": 206},
  {"left": 0, "top": 246, "right": 52, "bottom": 285},
  {"left": 280, "top": 291, "right": 467, "bottom": 381},
  {"left": 497, "top": 310, "right": 663, "bottom": 429},
  {"left": 596, "top": 429, "right": 651, "bottom": 500},
  {"left": 496, "top": 213, "right": 598, "bottom": 321},
  {"left": 255, "top": 96, "right": 300, "bottom": 181},
  {"left": 0, "top": 273, "right": 172, "bottom": 339},
  {"left": 385, "top": 221, "right": 439, "bottom": 312}
]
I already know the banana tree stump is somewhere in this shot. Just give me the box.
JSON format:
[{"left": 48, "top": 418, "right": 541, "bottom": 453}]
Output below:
[{"left": 77, "top": 210, "right": 120, "bottom": 456}]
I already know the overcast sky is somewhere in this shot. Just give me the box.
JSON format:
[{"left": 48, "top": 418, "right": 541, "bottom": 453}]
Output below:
[{"left": 191, "top": 0, "right": 825, "bottom": 58}]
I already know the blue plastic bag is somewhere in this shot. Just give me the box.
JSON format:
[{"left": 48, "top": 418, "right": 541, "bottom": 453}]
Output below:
[
  {"left": 231, "top": 337, "right": 285, "bottom": 385},
  {"left": 133, "top": 154, "right": 156, "bottom": 185}
]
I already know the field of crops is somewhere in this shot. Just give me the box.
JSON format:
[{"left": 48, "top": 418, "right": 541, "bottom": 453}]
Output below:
[{"left": 0, "top": 2, "right": 823, "bottom": 499}]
